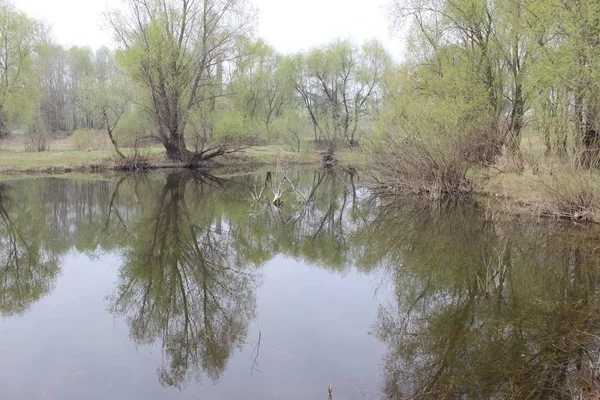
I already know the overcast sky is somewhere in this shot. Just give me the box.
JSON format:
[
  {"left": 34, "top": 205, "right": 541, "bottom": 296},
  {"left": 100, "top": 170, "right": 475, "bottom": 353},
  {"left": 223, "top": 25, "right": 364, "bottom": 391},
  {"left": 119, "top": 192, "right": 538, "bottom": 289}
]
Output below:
[{"left": 14, "top": 0, "right": 402, "bottom": 58}]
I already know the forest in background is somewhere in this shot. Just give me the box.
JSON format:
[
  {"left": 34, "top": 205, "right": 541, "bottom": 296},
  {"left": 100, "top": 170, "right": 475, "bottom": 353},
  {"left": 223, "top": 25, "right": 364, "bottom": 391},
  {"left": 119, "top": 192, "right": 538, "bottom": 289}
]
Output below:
[{"left": 0, "top": 0, "right": 391, "bottom": 160}]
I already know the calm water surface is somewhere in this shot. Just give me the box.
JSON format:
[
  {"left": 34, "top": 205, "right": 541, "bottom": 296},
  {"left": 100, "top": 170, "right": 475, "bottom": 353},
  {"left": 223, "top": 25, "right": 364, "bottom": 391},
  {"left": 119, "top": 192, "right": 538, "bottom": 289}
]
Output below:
[{"left": 0, "top": 170, "right": 600, "bottom": 399}]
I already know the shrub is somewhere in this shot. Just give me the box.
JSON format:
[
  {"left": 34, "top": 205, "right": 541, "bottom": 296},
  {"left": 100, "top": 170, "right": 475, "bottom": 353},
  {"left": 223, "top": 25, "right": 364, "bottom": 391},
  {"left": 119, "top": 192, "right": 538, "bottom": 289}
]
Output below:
[
  {"left": 24, "top": 117, "right": 50, "bottom": 152},
  {"left": 371, "top": 134, "right": 474, "bottom": 199},
  {"left": 24, "top": 131, "right": 50, "bottom": 152},
  {"left": 369, "top": 60, "right": 505, "bottom": 198},
  {"left": 212, "top": 111, "right": 257, "bottom": 146},
  {"left": 370, "top": 104, "right": 499, "bottom": 199},
  {"left": 536, "top": 170, "right": 600, "bottom": 222}
]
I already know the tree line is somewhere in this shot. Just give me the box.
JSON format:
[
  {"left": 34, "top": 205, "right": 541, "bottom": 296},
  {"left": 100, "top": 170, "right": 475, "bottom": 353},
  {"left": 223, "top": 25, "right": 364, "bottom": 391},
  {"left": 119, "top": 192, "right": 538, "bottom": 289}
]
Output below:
[{"left": 4, "top": 0, "right": 600, "bottom": 176}]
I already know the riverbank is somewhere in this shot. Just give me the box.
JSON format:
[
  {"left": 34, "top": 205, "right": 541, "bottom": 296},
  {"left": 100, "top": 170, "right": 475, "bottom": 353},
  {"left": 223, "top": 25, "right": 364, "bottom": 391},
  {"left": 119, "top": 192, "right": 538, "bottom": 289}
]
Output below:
[
  {"left": 474, "top": 157, "right": 600, "bottom": 223},
  {"left": 4, "top": 137, "right": 596, "bottom": 224},
  {"left": 0, "top": 144, "right": 368, "bottom": 176}
]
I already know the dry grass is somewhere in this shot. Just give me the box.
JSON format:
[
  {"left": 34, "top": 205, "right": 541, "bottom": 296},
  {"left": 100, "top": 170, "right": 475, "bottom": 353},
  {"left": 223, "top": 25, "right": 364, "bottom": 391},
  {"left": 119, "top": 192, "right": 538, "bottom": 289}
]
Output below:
[
  {"left": 539, "top": 172, "right": 600, "bottom": 221},
  {"left": 70, "top": 129, "right": 111, "bottom": 151},
  {"left": 481, "top": 144, "right": 600, "bottom": 222}
]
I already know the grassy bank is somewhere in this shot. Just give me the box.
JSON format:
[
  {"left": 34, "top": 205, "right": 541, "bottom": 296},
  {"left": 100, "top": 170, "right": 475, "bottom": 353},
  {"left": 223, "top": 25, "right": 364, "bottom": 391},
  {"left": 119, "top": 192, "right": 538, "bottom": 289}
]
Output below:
[
  {"left": 10, "top": 134, "right": 597, "bottom": 224},
  {"left": 370, "top": 127, "right": 600, "bottom": 223},
  {"left": 475, "top": 163, "right": 600, "bottom": 223},
  {"left": 0, "top": 136, "right": 367, "bottom": 175}
]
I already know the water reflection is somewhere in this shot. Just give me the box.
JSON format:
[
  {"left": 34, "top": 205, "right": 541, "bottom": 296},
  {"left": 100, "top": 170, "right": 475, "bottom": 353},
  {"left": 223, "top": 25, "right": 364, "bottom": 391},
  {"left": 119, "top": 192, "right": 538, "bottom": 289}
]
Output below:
[
  {"left": 108, "top": 172, "right": 259, "bottom": 388},
  {"left": 368, "top": 200, "right": 600, "bottom": 399},
  {"left": 103, "top": 170, "right": 368, "bottom": 389},
  {"left": 0, "top": 171, "right": 367, "bottom": 393},
  {"left": 1, "top": 171, "right": 600, "bottom": 398},
  {"left": 0, "top": 183, "right": 60, "bottom": 317},
  {"left": 243, "top": 169, "right": 364, "bottom": 270}
]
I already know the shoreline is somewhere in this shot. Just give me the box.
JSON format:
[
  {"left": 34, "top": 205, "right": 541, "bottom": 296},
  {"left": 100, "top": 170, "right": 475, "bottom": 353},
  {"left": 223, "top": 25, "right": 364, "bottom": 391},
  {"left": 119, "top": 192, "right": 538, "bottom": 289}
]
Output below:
[
  {"left": 2, "top": 147, "right": 596, "bottom": 225},
  {"left": 0, "top": 146, "right": 366, "bottom": 178},
  {"left": 473, "top": 167, "right": 600, "bottom": 224}
]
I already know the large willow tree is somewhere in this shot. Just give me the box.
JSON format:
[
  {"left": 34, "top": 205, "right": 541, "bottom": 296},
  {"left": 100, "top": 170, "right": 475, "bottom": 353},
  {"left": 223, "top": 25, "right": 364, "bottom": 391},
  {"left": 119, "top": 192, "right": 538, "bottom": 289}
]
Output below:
[{"left": 108, "top": 0, "right": 255, "bottom": 162}]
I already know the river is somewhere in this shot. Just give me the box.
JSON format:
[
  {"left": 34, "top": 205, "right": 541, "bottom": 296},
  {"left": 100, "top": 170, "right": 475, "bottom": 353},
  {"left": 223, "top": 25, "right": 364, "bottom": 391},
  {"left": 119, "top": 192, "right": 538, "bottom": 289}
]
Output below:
[{"left": 0, "top": 169, "right": 599, "bottom": 399}]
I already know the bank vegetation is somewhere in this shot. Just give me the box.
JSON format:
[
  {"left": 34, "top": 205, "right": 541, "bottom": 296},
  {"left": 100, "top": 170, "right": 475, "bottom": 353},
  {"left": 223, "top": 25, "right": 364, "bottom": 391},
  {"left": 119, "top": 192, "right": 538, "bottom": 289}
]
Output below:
[{"left": 371, "top": 0, "right": 600, "bottom": 221}]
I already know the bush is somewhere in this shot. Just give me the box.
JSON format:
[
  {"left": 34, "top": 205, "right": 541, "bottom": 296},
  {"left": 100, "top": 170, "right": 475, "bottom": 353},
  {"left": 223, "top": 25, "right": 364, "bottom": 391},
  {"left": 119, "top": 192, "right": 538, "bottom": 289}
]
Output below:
[
  {"left": 24, "top": 117, "right": 50, "bottom": 152},
  {"left": 24, "top": 131, "right": 50, "bottom": 152},
  {"left": 369, "top": 63, "right": 504, "bottom": 198},
  {"left": 70, "top": 129, "right": 110, "bottom": 151},
  {"left": 212, "top": 111, "right": 257, "bottom": 146},
  {"left": 370, "top": 104, "right": 500, "bottom": 199},
  {"left": 534, "top": 169, "right": 600, "bottom": 222},
  {"left": 371, "top": 134, "right": 475, "bottom": 199}
]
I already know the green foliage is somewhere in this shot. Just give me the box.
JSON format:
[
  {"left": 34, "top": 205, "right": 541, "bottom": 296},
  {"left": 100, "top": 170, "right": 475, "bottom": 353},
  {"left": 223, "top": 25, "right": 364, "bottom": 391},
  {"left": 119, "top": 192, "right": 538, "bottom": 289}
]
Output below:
[
  {"left": 221, "top": 39, "right": 294, "bottom": 144},
  {"left": 113, "top": 109, "right": 153, "bottom": 147},
  {"left": 381, "top": 0, "right": 600, "bottom": 182},
  {"left": 292, "top": 39, "right": 391, "bottom": 145},
  {"left": 0, "top": 1, "right": 43, "bottom": 136},
  {"left": 213, "top": 109, "right": 254, "bottom": 144}
]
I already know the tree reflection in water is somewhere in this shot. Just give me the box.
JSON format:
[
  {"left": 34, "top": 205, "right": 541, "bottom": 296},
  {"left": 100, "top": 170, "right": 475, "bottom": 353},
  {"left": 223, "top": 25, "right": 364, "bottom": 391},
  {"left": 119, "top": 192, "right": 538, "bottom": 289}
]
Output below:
[
  {"left": 364, "top": 199, "right": 600, "bottom": 399},
  {"left": 106, "top": 170, "right": 364, "bottom": 388},
  {"left": 0, "top": 183, "right": 60, "bottom": 317},
  {"left": 2, "top": 171, "right": 600, "bottom": 397},
  {"left": 0, "top": 170, "right": 362, "bottom": 389},
  {"left": 108, "top": 172, "right": 260, "bottom": 388}
]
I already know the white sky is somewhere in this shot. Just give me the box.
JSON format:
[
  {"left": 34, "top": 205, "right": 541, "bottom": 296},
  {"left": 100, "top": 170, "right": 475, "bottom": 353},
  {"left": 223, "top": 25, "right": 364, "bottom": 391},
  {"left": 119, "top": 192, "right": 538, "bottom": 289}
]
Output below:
[{"left": 14, "top": 0, "right": 402, "bottom": 59}]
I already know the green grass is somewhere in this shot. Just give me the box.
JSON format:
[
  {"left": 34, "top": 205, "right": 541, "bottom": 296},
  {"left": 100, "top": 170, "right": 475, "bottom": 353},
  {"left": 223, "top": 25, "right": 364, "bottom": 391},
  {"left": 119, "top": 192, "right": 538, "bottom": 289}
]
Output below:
[
  {"left": 0, "top": 140, "right": 168, "bottom": 172},
  {"left": 337, "top": 150, "right": 369, "bottom": 166},
  {"left": 0, "top": 149, "right": 114, "bottom": 170},
  {"left": 0, "top": 143, "right": 368, "bottom": 175},
  {"left": 0, "top": 131, "right": 370, "bottom": 176}
]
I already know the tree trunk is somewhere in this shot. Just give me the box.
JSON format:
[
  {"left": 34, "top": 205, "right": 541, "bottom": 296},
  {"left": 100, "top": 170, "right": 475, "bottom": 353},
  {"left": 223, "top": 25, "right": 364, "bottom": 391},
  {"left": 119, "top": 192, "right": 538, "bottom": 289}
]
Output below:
[
  {"left": 581, "top": 107, "right": 600, "bottom": 168},
  {"left": 507, "top": 80, "right": 524, "bottom": 154},
  {"left": 163, "top": 129, "right": 195, "bottom": 162},
  {"left": 103, "top": 109, "right": 126, "bottom": 160},
  {"left": 0, "top": 109, "right": 9, "bottom": 139}
]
